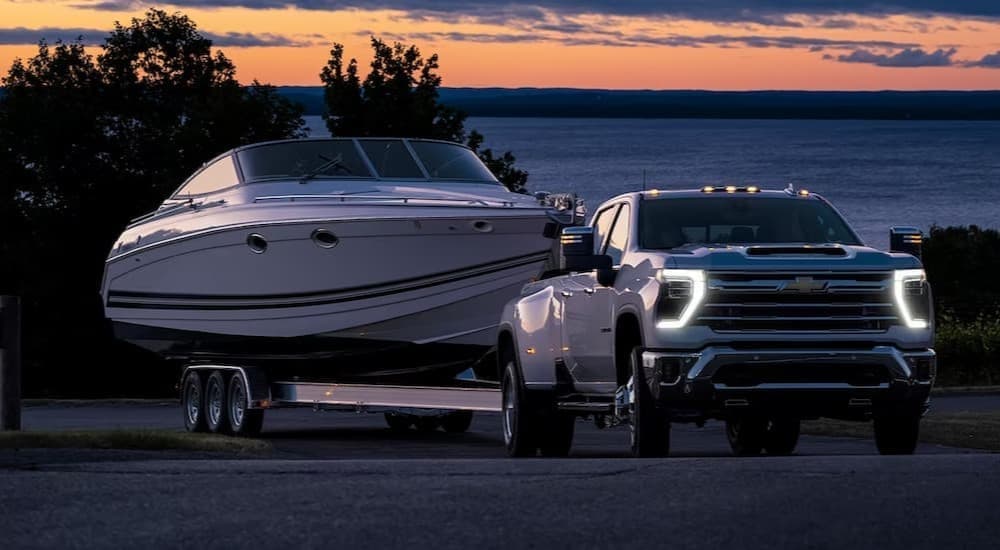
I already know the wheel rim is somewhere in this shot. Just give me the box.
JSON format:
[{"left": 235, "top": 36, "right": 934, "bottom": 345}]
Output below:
[
  {"left": 208, "top": 380, "right": 223, "bottom": 426},
  {"left": 627, "top": 352, "right": 639, "bottom": 449},
  {"left": 185, "top": 380, "right": 200, "bottom": 425},
  {"left": 230, "top": 379, "right": 245, "bottom": 429},
  {"left": 502, "top": 371, "right": 515, "bottom": 445}
]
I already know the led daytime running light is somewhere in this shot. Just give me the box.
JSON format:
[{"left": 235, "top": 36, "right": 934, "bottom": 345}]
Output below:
[
  {"left": 656, "top": 269, "right": 707, "bottom": 329},
  {"left": 894, "top": 269, "right": 929, "bottom": 329}
]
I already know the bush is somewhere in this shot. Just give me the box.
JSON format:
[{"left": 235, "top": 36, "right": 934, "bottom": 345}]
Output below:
[{"left": 934, "top": 314, "right": 1000, "bottom": 386}]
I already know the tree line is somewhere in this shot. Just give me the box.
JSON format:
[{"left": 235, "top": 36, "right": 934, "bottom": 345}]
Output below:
[{"left": 0, "top": 9, "right": 526, "bottom": 396}]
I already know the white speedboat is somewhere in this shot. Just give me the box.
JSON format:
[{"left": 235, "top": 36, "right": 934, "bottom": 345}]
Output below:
[{"left": 101, "top": 138, "right": 579, "bottom": 382}]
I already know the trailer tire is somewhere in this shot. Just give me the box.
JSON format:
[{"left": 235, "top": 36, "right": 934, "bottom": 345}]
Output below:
[
  {"left": 441, "top": 411, "right": 474, "bottom": 433},
  {"left": 416, "top": 416, "right": 441, "bottom": 432},
  {"left": 205, "top": 371, "right": 232, "bottom": 435},
  {"left": 227, "top": 374, "right": 263, "bottom": 437},
  {"left": 181, "top": 370, "right": 207, "bottom": 433},
  {"left": 501, "top": 359, "right": 539, "bottom": 457},
  {"left": 629, "top": 347, "right": 670, "bottom": 458}
]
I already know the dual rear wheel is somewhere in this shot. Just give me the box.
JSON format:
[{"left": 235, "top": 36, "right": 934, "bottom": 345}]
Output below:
[{"left": 181, "top": 369, "right": 264, "bottom": 437}]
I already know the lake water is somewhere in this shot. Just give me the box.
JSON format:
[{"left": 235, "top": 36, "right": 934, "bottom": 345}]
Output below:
[{"left": 304, "top": 116, "right": 1000, "bottom": 249}]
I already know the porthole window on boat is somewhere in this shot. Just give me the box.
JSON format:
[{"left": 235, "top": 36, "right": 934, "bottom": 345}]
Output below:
[
  {"left": 312, "top": 229, "right": 339, "bottom": 249},
  {"left": 247, "top": 234, "right": 268, "bottom": 254},
  {"left": 472, "top": 220, "right": 493, "bottom": 233}
]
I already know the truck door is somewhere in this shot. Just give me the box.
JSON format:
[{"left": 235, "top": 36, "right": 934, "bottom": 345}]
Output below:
[{"left": 560, "top": 204, "right": 626, "bottom": 383}]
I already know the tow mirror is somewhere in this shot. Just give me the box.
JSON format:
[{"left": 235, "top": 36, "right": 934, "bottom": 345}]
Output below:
[
  {"left": 560, "top": 227, "right": 613, "bottom": 272},
  {"left": 890, "top": 226, "right": 923, "bottom": 259}
]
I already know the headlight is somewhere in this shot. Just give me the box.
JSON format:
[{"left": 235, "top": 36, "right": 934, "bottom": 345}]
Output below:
[
  {"left": 893, "top": 269, "right": 930, "bottom": 329},
  {"left": 655, "top": 269, "right": 706, "bottom": 329}
]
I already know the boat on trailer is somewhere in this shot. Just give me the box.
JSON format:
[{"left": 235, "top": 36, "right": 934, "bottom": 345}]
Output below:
[{"left": 101, "top": 137, "right": 580, "bottom": 384}]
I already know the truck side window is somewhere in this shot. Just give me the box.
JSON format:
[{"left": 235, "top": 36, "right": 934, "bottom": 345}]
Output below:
[
  {"left": 604, "top": 204, "right": 630, "bottom": 265},
  {"left": 591, "top": 205, "right": 619, "bottom": 254}
]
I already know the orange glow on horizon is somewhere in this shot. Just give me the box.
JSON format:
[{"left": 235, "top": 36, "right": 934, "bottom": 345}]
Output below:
[{"left": 1, "top": 2, "right": 998, "bottom": 90}]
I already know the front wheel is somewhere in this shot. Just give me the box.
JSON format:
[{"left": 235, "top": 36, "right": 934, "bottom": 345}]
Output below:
[
  {"left": 501, "top": 359, "right": 539, "bottom": 457},
  {"left": 874, "top": 412, "right": 920, "bottom": 455},
  {"left": 628, "top": 346, "right": 670, "bottom": 458},
  {"left": 764, "top": 417, "right": 800, "bottom": 456},
  {"left": 726, "top": 417, "right": 767, "bottom": 456}
]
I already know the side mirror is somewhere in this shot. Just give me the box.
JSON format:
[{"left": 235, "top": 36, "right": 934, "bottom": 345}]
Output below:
[
  {"left": 560, "top": 227, "right": 613, "bottom": 272},
  {"left": 890, "top": 226, "right": 923, "bottom": 259}
]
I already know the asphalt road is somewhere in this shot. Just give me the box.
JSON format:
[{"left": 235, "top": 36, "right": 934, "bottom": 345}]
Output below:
[{"left": 2, "top": 397, "right": 998, "bottom": 549}]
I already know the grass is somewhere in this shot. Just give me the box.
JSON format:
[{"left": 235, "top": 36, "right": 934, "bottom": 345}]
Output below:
[
  {"left": 803, "top": 411, "right": 1000, "bottom": 452},
  {"left": 0, "top": 429, "right": 272, "bottom": 454}
]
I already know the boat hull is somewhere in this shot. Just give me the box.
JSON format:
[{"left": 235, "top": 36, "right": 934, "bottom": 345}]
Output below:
[{"left": 102, "top": 205, "right": 555, "bottom": 380}]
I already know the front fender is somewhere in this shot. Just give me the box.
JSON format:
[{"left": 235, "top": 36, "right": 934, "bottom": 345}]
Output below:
[{"left": 502, "top": 285, "right": 562, "bottom": 387}]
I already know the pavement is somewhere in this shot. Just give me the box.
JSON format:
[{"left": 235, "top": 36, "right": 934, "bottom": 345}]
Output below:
[{"left": 1, "top": 395, "right": 998, "bottom": 549}]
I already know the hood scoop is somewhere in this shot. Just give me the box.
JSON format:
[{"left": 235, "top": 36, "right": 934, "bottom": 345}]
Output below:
[{"left": 746, "top": 246, "right": 847, "bottom": 257}]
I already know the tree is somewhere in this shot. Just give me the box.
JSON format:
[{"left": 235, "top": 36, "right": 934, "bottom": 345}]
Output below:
[
  {"left": 0, "top": 9, "right": 305, "bottom": 396},
  {"left": 320, "top": 38, "right": 528, "bottom": 192}
]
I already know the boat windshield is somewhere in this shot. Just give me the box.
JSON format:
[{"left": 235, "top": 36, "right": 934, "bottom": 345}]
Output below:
[
  {"left": 639, "top": 197, "right": 862, "bottom": 249},
  {"left": 236, "top": 139, "right": 499, "bottom": 183},
  {"left": 238, "top": 141, "right": 374, "bottom": 182}
]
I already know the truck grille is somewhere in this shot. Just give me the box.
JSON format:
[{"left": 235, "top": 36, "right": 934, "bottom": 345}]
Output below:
[{"left": 697, "top": 272, "right": 897, "bottom": 332}]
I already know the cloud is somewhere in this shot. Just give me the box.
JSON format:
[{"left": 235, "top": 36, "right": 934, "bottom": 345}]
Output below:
[
  {"left": 966, "top": 50, "right": 1000, "bottom": 67},
  {"left": 835, "top": 47, "right": 958, "bottom": 67},
  {"left": 0, "top": 26, "right": 312, "bottom": 47},
  {"left": 76, "top": 1, "right": 1000, "bottom": 24}
]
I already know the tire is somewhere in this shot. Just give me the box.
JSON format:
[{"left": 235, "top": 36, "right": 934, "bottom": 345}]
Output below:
[
  {"left": 441, "top": 411, "right": 474, "bottom": 433},
  {"left": 227, "top": 373, "right": 264, "bottom": 437},
  {"left": 726, "top": 416, "right": 767, "bottom": 456},
  {"left": 384, "top": 412, "right": 414, "bottom": 432},
  {"left": 628, "top": 346, "right": 670, "bottom": 458},
  {"left": 501, "top": 359, "right": 539, "bottom": 457},
  {"left": 538, "top": 413, "right": 575, "bottom": 457},
  {"left": 764, "top": 417, "right": 800, "bottom": 456},
  {"left": 204, "top": 370, "right": 232, "bottom": 434},
  {"left": 874, "top": 412, "right": 920, "bottom": 455},
  {"left": 181, "top": 370, "right": 207, "bottom": 433}
]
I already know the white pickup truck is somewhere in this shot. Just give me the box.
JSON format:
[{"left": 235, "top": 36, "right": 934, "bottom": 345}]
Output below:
[{"left": 496, "top": 186, "right": 935, "bottom": 457}]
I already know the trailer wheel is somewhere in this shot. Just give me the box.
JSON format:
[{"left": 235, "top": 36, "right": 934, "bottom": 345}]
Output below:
[
  {"left": 384, "top": 412, "right": 414, "bottom": 432},
  {"left": 441, "top": 411, "right": 474, "bottom": 433},
  {"left": 227, "top": 374, "right": 264, "bottom": 437},
  {"left": 205, "top": 371, "right": 232, "bottom": 434},
  {"left": 725, "top": 416, "right": 767, "bottom": 456},
  {"left": 501, "top": 359, "right": 539, "bottom": 457},
  {"left": 629, "top": 347, "right": 670, "bottom": 458},
  {"left": 181, "top": 370, "right": 207, "bottom": 433},
  {"left": 415, "top": 416, "right": 441, "bottom": 432}
]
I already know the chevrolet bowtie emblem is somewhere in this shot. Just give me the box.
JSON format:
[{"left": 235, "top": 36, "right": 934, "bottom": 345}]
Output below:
[{"left": 782, "top": 276, "right": 828, "bottom": 293}]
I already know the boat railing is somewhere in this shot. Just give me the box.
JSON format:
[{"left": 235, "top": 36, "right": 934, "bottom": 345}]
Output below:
[{"left": 253, "top": 194, "right": 528, "bottom": 208}]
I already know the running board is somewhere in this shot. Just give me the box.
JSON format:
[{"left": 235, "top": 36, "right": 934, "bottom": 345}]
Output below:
[{"left": 270, "top": 381, "right": 502, "bottom": 412}]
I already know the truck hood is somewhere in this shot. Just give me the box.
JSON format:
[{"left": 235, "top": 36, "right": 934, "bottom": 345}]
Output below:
[{"left": 661, "top": 244, "right": 922, "bottom": 271}]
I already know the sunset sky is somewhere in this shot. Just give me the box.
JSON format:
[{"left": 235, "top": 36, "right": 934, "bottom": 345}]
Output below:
[{"left": 2, "top": 1, "right": 999, "bottom": 89}]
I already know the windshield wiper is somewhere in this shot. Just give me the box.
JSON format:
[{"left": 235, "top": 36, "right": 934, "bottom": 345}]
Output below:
[{"left": 299, "top": 153, "right": 352, "bottom": 184}]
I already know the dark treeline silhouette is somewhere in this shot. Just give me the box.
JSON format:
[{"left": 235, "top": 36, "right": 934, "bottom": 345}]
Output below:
[{"left": 0, "top": 10, "right": 307, "bottom": 396}]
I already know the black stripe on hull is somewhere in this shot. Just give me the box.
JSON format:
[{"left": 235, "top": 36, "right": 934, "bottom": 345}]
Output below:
[
  {"left": 107, "top": 249, "right": 552, "bottom": 311},
  {"left": 113, "top": 321, "right": 492, "bottom": 384}
]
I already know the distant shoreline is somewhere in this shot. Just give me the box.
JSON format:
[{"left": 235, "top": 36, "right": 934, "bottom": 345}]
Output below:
[{"left": 281, "top": 87, "right": 1000, "bottom": 120}]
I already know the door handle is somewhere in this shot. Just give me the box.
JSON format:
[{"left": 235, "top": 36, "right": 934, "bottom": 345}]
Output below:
[
  {"left": 561, "top": 290, "right": 574, "bottom": 298},
  {"left": 583, "top": 288, "right": 595, "bottom": 295}
]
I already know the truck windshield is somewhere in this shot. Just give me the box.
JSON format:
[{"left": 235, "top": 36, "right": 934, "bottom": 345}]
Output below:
[{"left": 639, "top": 196, "right": 862, "bottom": 249}]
